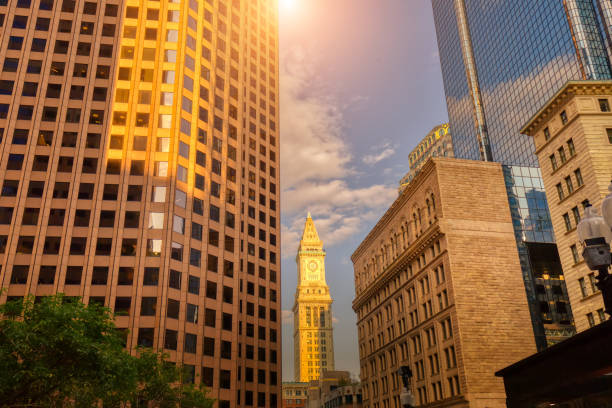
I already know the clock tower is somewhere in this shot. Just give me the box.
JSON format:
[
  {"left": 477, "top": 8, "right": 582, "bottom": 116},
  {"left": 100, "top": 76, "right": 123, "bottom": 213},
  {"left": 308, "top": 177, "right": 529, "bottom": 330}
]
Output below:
[{"left": 293, "top": 213, "right": 335, "bottom": 382}]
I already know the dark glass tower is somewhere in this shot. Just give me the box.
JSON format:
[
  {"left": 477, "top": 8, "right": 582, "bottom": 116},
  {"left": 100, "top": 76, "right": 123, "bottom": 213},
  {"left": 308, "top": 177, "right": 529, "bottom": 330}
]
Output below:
[{"left": 431, "top": 0, "right": 612, "bottom": 349}]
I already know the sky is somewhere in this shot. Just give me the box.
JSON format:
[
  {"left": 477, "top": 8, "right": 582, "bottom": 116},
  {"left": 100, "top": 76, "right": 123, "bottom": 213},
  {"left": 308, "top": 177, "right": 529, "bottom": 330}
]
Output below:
[{"left": 278, "top": 0, "right": 449, "bottom": 381}]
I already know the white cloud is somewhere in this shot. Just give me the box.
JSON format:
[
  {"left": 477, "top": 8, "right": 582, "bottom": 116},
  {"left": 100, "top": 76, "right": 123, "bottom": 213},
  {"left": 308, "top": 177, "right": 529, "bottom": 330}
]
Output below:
[
  {"left": 363, "top": 144, "right": 396, "bottom": 165},
  {"left": 282, "top": 310, "right": 293, "bottom": 324},
  {"left": 280, "top": 47, "right": 396, "bottom": 258}
]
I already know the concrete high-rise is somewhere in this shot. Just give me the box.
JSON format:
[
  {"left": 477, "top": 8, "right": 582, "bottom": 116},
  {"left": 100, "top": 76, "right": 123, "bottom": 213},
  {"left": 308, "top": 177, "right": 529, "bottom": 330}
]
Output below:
[
  {"left": 293, "top": 214, "right": 335, "bottom": 382},
  {"left": 429, "top": 0, "right": 612, "bottom": 348},
  {"left": 0, "top": 0, "right": 280, "bottom": 406}
]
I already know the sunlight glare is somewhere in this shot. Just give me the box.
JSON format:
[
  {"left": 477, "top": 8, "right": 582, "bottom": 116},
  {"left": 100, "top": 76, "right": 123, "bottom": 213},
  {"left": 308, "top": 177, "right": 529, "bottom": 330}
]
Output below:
[{"left": 280, "top": 0, "right": 298, "bottom": 13}]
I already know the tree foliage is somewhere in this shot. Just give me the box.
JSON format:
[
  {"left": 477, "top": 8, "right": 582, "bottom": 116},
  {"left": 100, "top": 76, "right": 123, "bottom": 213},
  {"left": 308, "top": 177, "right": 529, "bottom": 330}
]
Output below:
[{"left": 0, "top": 295, "right": 214, "bottom": 408}]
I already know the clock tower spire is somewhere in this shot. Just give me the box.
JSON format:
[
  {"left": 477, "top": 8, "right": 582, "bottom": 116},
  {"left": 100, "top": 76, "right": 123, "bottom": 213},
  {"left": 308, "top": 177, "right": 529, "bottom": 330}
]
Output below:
[{"left": 293, "top": 214, "right": 335, "bottom": 382}]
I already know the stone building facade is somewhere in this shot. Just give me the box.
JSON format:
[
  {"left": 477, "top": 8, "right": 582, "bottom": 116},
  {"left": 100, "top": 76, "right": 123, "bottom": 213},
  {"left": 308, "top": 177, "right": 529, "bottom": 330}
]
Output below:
[
  {"left": 282, "top": 382, "right": 309, "bottom": 408},
  {"left": 352, "top": 158, "right": 537, "bottom": 408},
  {"left": 522, "top": 80, "right": 612, "bottom": 332},
  {"left": 0, "top": 0, "right": 280, "bottom": 405}
]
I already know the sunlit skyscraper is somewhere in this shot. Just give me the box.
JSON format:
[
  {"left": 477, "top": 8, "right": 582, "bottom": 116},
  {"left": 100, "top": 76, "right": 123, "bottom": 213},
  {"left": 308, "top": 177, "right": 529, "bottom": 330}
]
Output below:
[
  {"left": 0, "top": 0, "right": 280, "bottom": 405},
  {"left": 430, "top": 0, "right": 612, "bottom": 348}
]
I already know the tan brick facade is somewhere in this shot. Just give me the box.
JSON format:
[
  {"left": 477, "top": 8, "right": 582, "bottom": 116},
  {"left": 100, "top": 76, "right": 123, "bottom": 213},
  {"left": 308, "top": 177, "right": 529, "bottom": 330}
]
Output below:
[
  {"left": 522, "top": 81, "right": 612, "bottom": 333},
  {"left": 352, "top": 158, "right": 536, "bottom": 408}
]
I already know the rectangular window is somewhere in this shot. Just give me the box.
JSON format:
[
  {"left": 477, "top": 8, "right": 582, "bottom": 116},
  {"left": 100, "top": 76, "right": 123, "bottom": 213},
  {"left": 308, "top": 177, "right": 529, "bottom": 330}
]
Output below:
[
  {"left": 599, "top": 98, "right": 610, "bottom": 112},
  {"left": 608, "top": 128, "right": 612, "bottom": 144},
  {"left": 549, "top": 154, "right": 557, "bottom": 171},
  {"left": 543, "top": 127, "right": 550, "bottom": 141},
  {"left": 565, "top": 176, "right": 574, "bottom": 194},
  {"left": 587, "top": 313, "right": 596, "bottom": 327},
  {"left": 558, "top": 147, "right": 567, "bottom": 163},
  {"left": 567, "top": 139, "right": 575, "bottom": 156},
  {"left": 563, "top": 213, "right": 571, "bottom": 232},
  {"left": 556, "top": 183, "right": 564, "bottom": 201},
  {"left": 574, "top": 168, "right": 583, "bottom": 187},
  {"left": 560, "top": 110, "right": 568, "bottom": 124},
  {"left": 578, "top": 278, "right": 588, "bottom": 297},
  {"left": 570, "top": 244, "right": 579, "bottom": 264}
]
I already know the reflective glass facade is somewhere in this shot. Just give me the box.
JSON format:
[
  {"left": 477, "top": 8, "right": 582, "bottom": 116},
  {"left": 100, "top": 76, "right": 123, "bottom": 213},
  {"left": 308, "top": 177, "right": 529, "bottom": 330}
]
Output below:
[
  {"left": 432, "top": 0, "right": 611, "bottom": 166},
  {"left": 430, "top": 0, "right": 610, "bottom": 348},
  {"left": 431, "top": 4, "right": 480, "bottom": 161}
]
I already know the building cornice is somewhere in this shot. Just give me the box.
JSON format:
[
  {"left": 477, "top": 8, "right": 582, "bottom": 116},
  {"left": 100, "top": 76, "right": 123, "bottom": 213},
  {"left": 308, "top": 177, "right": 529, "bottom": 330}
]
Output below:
[
  {"left": 352, "top": 222, "right": 442, "bottom": 311},
  {"left": 351, "top": 159, "right": 438, "bottom": 262},
  {"left": 521, "top": 80, "right": 612, "bottom": 136}
]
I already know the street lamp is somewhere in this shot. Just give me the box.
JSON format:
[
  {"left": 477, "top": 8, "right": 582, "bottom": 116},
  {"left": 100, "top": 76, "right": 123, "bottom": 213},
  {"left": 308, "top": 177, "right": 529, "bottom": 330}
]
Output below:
[
  {"left": 397, "top": 366, "right": 415, "bottom": 408},
  {"left": 577, "top": 181, "right": 612, "bottom": 316}
]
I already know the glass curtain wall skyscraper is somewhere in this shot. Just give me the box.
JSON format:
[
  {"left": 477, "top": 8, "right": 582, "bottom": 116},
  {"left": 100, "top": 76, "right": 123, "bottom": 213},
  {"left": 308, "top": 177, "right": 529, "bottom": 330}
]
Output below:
[
  {"left": 431, "top": 0, "right": 612, "bottom": 348},
  {"left": 0, "top": 0, "right": 280, "bottom": 405}
]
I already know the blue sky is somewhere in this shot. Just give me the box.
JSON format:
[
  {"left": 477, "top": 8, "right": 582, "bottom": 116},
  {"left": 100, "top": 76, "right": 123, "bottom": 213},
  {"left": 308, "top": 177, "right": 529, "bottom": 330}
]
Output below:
[{"left": 279, "top": 0, "right": 449, "bottom": 380}]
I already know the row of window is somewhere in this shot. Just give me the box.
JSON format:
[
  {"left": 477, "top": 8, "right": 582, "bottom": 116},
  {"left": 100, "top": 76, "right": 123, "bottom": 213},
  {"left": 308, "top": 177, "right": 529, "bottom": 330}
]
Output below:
[
  {"left": 548, "top": 138, "right": 575, "bottom": 171},
  {"left": 2, "top": 58, "right": 110, "bottom": 79},
  {"left": 555, "top": 167, "right": 584, "bottom": 201},
  {"left": 586, "top": 309, "right": 606, "bottom": 327}
]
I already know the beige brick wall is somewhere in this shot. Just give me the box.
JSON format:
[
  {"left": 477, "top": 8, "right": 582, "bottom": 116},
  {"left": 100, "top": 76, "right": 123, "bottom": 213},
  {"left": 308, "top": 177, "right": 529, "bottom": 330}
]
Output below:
[
  {"left": 436, "top": 160, "right": 537, "bottom": 402},
  {"left": 527, "top": 87, "right": 612, "bottom": 332}
]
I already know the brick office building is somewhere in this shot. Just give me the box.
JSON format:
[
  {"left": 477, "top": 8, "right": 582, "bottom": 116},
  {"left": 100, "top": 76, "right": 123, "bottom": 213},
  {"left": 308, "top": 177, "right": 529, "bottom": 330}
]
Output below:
[
  {"left": 352, "top": 158, "right": 537, "bottom": 407},
  {"left": 522, "top": 80, "right": 612, "bottom": 332},
  {"left": 0, "top": 0, "right": 280, "bottom": 405}
]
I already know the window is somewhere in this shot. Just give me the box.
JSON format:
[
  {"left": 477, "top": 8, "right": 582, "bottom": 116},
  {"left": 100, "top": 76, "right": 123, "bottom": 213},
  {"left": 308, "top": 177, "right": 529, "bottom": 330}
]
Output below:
[
  {"left": 169, "top": 270, "right": 181, "bottom": 290},
  {"left": 141, "top": 297, "right": 157, "bottom": 316},
  {"left": 587, "top": 312, "right": 596, "bottom": 327},
  {"left": 186, "top": 304, "right": 198, "bottom": 323},
  {"left": 65, "top": 266, "right": 82, "bottom": 285},
  {"left": 578, "top": 278, "right": 587, "bottom": 297},
  {"left": 167, "top": 299, "right": 180, "bottom": 319},
  {"left": 144, "top": 268, "right": 159, "bottom": 286},
  {"left": 146, "top": 239, "right": 162, "bottom": 257},
  {"left": 608, "top": 128, "right": 612, "bottom": 144},
  {"left": 171, "top": 242, "right": 183, "bottom": 261},
  {"left": 570, "top": 244, "right": 579, "bottom": 264},
  {"left": 164, "top": 329, "right": 178, "bottom": 350},
  {"left": 574, "top": 168, "right": 583, "bottom": 187},
  {"left": 599, "top": 99, "right": 610, "bottom": 112},
  {"left": 589, "top": 273, "right": 598, "bottom": 293},
  {"left": 549, "top": 154, "right": 557, "bottom": 171},
  {"left": 572, "top": 207, "right": 581, "bottom": 225},
  {"left": 598, "top": 309, "right": 606, "bottom": 323},
  {"left": 563, "top": 213, "right": 571, "bottom": 232},
  {"left": 556, "top": 183, "right": 564, "bottom": 201},
  {"left": 560, "top": 110, "right": 568, "bottom": 124},
  {"left": 558, "top": 147, "right": 567, "bottom": 164},
  {"left": 567, "top": 139, "right": 575, "bottom": 156},
  {"left": 565, "top": 176, "right": 574, "bottom": 194}
]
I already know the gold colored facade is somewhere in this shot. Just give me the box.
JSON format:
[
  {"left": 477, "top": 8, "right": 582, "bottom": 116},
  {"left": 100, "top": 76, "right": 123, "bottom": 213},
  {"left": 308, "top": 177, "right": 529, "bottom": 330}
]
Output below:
[
  {"left": 294, "top": 214, "right": 335, "bottom": 382},
  {"left": 0, "top": 0, "right": 280, "bottom": 406},
  {"left": 399, "top": 124, "right": 453, "bottom": 193},
  {"left": 522, "top": 80, "right": 612, "bottom": 333},
  {"left": 352, "top": 158, "right": 537, "bottom": 408}
]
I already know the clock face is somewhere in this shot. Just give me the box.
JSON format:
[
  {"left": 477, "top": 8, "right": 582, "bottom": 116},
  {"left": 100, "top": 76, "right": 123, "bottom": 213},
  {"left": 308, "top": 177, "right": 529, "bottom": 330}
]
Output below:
[{"left": 308, "top": 261, "right": 317, "bottom": 271}]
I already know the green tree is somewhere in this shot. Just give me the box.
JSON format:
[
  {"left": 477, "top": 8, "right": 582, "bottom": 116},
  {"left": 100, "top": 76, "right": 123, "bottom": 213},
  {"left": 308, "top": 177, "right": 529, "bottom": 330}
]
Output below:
[{"left": 0, "top": 295, "right": 214, "bottom": 408}]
